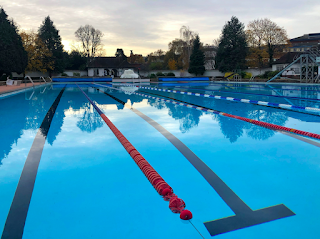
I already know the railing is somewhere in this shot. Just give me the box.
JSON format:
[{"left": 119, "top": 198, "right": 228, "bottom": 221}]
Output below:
[
  {"left": 249, "top": 75, "right": 256, "bottom": 82},
  {"left": 267, "top": 56, "right": 303, "bottom": 83},
  {"left": 40, "top": 76, "right": 47, "bottom": 83},
  {"left": 24, "top": 76, "right": 35, "bottom": 87}
]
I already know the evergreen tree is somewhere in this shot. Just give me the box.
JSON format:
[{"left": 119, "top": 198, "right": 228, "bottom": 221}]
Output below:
[
  {"left": 38, "top": 16, "right": 65, "bottom": 74},
  {"left": 215, "top": 16, "right": 247, "bottom": 72},
  {"left": 0, "top": 7, "right": 27, "bottom": 77},
  {"left": 188, "top": 35, "right": 205, "bottom": 76},
  {"left": 65, "top": 50, "right": 87, "bottom": 70}
]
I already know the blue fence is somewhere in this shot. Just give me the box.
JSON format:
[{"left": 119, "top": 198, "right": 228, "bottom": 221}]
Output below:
[
  {"left": 52, "top": 78, "right": 112, "bottom": 82},
  {"left": 158, "top": 77, "right": 210, "bottom": 82}
]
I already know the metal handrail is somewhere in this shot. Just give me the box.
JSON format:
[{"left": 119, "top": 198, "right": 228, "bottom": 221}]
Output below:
[
  {"left": 24, "top": 76, "right": 35, "bottom": 87},
  {"left": 267, "top": 55, "right": 303, "bottom": 83},
  {"left": 40, "top": 76, "right": 47, "bottom": 83}
]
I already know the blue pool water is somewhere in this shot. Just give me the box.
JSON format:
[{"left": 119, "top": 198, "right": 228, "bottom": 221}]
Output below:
[{"left": 0, "top": 82, "right": 319, "bottom": 238}]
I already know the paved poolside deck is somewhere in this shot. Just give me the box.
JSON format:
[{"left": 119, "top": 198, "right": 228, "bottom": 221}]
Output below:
[{"left": 0, "top": 83, "right": 43, "bottom": 95}]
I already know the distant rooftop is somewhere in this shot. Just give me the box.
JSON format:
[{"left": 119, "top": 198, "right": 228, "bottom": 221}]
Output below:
[
  {"left": 291, "top": 33, "right": 320, "bottom": 42},
  {"left": 273, "top": 52, "right": 303, "bottom": 65}
]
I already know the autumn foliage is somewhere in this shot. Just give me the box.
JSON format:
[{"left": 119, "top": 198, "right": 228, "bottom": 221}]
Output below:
[{"left": 20, "top": 31, "right": 54, "bottom": 73}]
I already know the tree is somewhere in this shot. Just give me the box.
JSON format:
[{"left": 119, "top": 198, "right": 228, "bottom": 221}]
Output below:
[
  {"left": 38, "top": 16, "right": 65, "bottom": 74},
  {"left": 246, "top": 18, "right": 288, "bottom": 67},
  {"left": 0, "top": 7, "right": 27, "bottom": 76},
  {"left": 188, "top": 35, "right": 205, "bottom": 76},
  {"left": 180, "top": 26, "right": 196, "bottom": 68},
  {"left": 20, "top": 31, "right": 54, "bottom": 73},
  {"left": 75, "top": 25, "right": 103, "bottom": 61},
  {"left": 65, "top": 50, "right": 87, "bottom": 70},
  {"left": 262, "top": 19, "right": 288, "bottom": 66},
  {"left": 166, "top": 38, "right": 187, "bottom": 69},
  {"left": 128, "top": 51, "right": 144, "bottom": 64},
  {"left": 215, "top": 16, "right": 247, "bottom": 72},
  {"left": 168, "top": 59, "right": 177, "bottom": 70}
]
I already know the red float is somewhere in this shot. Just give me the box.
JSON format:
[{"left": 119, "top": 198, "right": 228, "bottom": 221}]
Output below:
[{"left": 180, "top": 210, "right": 193, "bottom": 220}]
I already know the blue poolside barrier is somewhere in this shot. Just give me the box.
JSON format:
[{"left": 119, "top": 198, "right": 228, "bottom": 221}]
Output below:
[
  {"left": 158, "top": 77, "right": 210, "bottom": 81},
  {"left": 52, "top": 77, "right": 112, "bottom": 82},
  {"left": 159, "top": 82, "right": 209, "bottom": 87}
]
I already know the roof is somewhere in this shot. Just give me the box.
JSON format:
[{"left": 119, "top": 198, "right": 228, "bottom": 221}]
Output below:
[
  {"left": 88, "top": 57, "right": 140, "bottom": 68},
  {"left": 273, "top": 52, "right": 303, "bottom": 65},
  {"left": 291, "top": 33, "right": 320, "bottom": 42}
]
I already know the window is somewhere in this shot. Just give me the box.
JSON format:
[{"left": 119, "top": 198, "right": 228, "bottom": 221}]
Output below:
[{"left": 277, "top": 66, "right": 285, "bottom": 71}]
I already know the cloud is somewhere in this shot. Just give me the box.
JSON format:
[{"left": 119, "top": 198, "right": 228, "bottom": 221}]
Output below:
[{"left": 2, "top": 0, "right": 320, "bottom": 55}]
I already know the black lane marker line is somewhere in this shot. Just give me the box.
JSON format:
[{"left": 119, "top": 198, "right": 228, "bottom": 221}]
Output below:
[
  {"left": 95, "top": 87, "right": 295, "bottom": 237},
  {"left": 139, "top": 89, "right": 320, "bottom": 148},
  {"left": 1, "top": 87, "right": 66, "bottom": 239}
]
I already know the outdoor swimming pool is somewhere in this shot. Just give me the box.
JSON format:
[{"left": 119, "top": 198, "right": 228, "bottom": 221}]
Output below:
[{"left": 0, "top": 82, "right": 319, "bottom": 238}]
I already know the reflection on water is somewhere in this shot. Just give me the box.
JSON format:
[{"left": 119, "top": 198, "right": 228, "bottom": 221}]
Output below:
[
  {"left": 0, "top": 84, "right": 317, "bottom": 166},
  {"left": 213, "top": 100, "right": 288, "bottom": 142},
  {"left": 148, "top": 98, "right": 203, "bottom": 133},
  {"left": 142, "top": 90, "right": 289, "bottom": 143},
  {"left": 77, "top": 103, "right": 103, "bottom": 133},
  {"left": 0, "top": 88, "right": 60, "bottom": 165}
]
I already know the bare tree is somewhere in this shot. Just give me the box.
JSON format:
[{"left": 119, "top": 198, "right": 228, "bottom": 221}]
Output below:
[
  {"left": 246, "top": 19, "right": 288, "bottom": 67},
  {"left": 75, "top": 25, "right": 104, "bottom": 61},
  {"left": 180, "top": 26, "right": 196, "bottom": 68}
]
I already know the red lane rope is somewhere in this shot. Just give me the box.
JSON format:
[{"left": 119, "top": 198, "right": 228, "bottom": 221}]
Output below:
[
  {"left": 94, "top": 83, "right": 320, "bottom": 141},
  {"left": 222, "top": 113, "right": 320, "bottom": 139},
  {"left": 100, "top": 114, "right": 192, "bottom": 219},
  {"left": 77, "top": 85, "right": 192, "bottom": 220}
]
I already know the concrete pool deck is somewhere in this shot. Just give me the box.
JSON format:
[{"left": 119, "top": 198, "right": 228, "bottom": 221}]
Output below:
[{"left": 0, "top": 83, "right": 44, "bottom": 95}]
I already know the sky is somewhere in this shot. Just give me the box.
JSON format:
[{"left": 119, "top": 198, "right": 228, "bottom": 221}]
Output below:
[{"left": 1, "top": 0, "right": 320, "bottom": 56}]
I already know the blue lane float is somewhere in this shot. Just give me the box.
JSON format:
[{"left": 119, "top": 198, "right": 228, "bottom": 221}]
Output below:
[
  {"left": 52, "top": 77, "right": 112, "bottom": 82},
  {"left": 168, "top": 85, "right": 320, "bottom": 102},
  {"left": 119, "top": 84, "right": 320, "bottom": 114},
  {"left": 158, "top": 77, "right": 210, "bottom": 81},
  {"left": 210, "top": 82, "right": 320, "bottom": 92}
]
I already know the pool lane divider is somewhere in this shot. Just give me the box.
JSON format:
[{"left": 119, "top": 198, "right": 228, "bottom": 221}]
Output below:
[
  {"left": 120, "top": 84, "right": 320, "bottom": 114},
  {"left": 76, "top": 84, "right": 192, "bottom": 220},
  {"left": 139, "top": 91, "right": 320, "bottom": 140},
  {"left": 206, "top": 82, "right": 320, "bottom": 93},
  {"left": 168, "top": 85, "right": 320, "bottom": 102},
  {"left": 98, "top": 84, "right": 320, "bottom": 141},
  {"left": 1, "top": 86, "right": 66, "bottom": 239},
  {"left": 92, "top": 84, "right": 296, "bottom": 236}
]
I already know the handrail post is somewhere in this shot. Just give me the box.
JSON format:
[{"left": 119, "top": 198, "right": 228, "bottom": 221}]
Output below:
[
  {"left": 25, "top": 75, "right": 35, "bottom": 88},
  {"left": 40, "top": 76, "right": 47, "bottom": 83}
]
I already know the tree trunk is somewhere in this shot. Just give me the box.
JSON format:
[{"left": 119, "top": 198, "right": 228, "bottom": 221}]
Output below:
[{"left": 268, "top": 43, "right": 274, "bottom": 67}]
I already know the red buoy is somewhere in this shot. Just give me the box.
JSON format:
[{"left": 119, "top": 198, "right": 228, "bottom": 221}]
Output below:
[
  {"left": 180, "top": 210, "right": 193, "bottom": 220},
  {"left": 169, "top": 196, "right": 186, "bottom": 213}
]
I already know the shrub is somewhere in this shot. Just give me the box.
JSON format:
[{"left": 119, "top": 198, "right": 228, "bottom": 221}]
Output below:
[
  {"left": 166, "top": 72, "right": 175, "bottom": 76},
  {"left": 156, "top": 72, "right": 165, "bottom": 76},
  {"left": 61, "top": 72, "right": 68, "bottom": 77},
  {"left": 150, "top": 73, "right": 156, "bottom": 78},
  {"left": 73, "top": 72, "right": 80, "bottom": 77},
  {"left": 242, "top": 71, "right": 252, "bottom": 79},
  {"left": 267, "top": 70, "right": 279, "bottom": 78}
]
